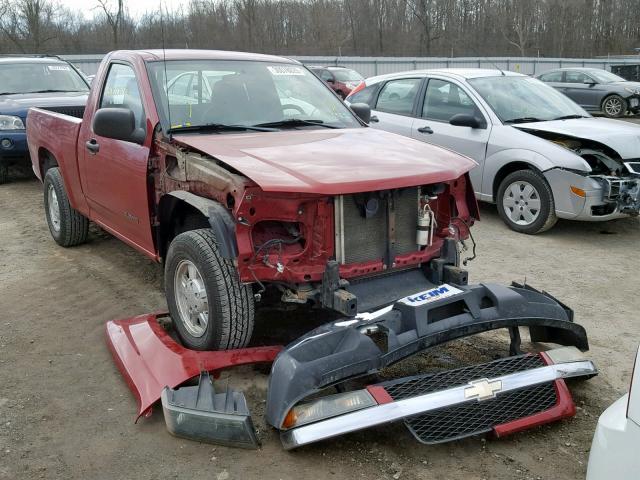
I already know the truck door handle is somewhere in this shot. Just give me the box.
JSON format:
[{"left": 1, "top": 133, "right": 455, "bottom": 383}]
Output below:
[
  {"left": 86, "top": 139, "right": 100, "bottom": 154},
  {"left": 417, "top": 126, "right": 433, "bottom": 134},
  {"left": 370, "top": 115, "right": 379, "bottom": 123}
]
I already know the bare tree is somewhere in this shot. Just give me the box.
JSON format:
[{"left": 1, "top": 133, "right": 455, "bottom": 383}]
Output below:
[{"left": 95, "top": 0, "right": 124, "bottom": 49}]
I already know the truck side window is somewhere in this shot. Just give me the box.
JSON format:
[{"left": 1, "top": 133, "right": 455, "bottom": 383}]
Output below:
[{"left": 101, "top": 63, "right": 144, "bottom": 128}]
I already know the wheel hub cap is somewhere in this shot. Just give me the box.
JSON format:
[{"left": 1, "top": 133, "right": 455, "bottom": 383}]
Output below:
[
  {"left": 503, "top": 181, "right": 541, "bottom": 226},
  {"left": 174, "top": 260, "right": 209, "bottom": 337},
  {"left": 47, "top": 185, "right": 61, "bottom": 232}
]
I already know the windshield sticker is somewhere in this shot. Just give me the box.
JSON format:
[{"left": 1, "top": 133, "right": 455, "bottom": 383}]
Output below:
[
  {"left": 399, "top": 284, "right": 464, "bottom": 306},
  {"left": 267, "top": 65, "right": 305, "bottom": 76},
  {"left": 47, "top": 65, "right": 70, "bottom": 71}
]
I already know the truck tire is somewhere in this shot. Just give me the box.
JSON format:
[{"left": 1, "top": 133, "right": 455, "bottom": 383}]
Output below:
[
  {"left": 601, "top": 94, "right": 626, "bottom": 118},
  {"left": 43, "top": 167, "right": 89, "bottom": 247},
  {"left": 497, "top": 169, "right": 557, "bottom": 234},
  {"left": 165, "top": 229, "right": 254, "bottom": 351}
]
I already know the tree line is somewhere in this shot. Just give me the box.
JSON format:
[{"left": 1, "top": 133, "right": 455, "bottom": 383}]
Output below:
[{"left": 0, "top": 0, "right": 638, "bottom": 58}]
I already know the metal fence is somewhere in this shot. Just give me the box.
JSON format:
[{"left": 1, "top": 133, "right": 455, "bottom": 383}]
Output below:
[{"left": 61, "top": 54, "right": 640, "bottom": 78}]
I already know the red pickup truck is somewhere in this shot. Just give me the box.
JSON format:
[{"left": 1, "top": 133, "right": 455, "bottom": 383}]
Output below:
[{"left": 27, "top": 49, "right": 478, "bottom": 351}]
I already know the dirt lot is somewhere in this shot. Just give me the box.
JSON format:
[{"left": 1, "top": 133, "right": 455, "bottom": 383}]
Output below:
[{"left": 1, "top": 167, "right": 639, "bottom": 479}]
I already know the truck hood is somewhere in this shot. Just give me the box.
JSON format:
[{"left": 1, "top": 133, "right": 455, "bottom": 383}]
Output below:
[
  {"left": 173, "top": 128, "right": 476, "bottom": 194},
  {"left": 514, "top": 117, "right": 640, "bottom": 160},
  {"left": 0, "top": 91, "right": 88, "bottom": 117}
]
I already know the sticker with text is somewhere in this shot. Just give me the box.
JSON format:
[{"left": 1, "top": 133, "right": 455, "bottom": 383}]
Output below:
[
  {"left": 399, "top": 284, "right": 464, "bottom": 306},
  {"left": 267, "top": 65, "right": 305, "bottom": 76}
]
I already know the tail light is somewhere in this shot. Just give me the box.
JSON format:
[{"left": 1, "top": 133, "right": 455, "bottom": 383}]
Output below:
[{"left": 346, "top": 81, "right": 366, "bottom": 100}]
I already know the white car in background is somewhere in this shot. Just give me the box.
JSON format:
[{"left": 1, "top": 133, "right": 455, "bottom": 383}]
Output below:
[
  {"left": 586, "top": 346, "right": 640, "bottom": 479},
  {"left": 346, "top": 69, "right": 640, "bottom": 234}
]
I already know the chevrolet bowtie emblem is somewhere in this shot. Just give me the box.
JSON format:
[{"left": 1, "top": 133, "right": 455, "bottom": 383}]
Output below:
[{"left": 464, "top": 378, "right": 503, "bottom": 401}]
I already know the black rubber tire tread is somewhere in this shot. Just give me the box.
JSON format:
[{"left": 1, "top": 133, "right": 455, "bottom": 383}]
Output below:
[
  {"left": 0, "top": 163, "right": 8, "bottom": 184},
  {"left": 43, "top": 167, "right": 89, "bottom": 247},
  {"left": 601, "top": 94, "right": 627, "bottom": 118},
  {"left": 496, "top": 169, "right": 557, "bottom": 235},
  {"left": 165, "top": 228, "right": 254, "bottom": 350}
]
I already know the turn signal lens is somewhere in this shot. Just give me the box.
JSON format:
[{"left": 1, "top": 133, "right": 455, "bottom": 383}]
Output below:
[
  {"left": 570, "top": 186, "right": 586, "bottom": 197},
  {"left": 281, "top": 390, "right": 376, "bottom": 429}
]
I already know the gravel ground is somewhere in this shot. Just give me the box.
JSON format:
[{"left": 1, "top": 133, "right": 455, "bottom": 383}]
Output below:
[{"left": 0, "top": 152, "right": 639, "bottom": 479}]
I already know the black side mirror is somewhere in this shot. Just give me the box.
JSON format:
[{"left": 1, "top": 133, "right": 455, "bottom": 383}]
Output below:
[
  {"left": 585, "top": 80, "right": 597, "bottom": 87},
  {"left": 350, "top": 103, "right": 371, "bottom": 124},
  {"left": 92, "top": 108, "right": 145, "bottom": 144},
  {"left": 449, "top": 113, "right": 485, "bottom": 129}
]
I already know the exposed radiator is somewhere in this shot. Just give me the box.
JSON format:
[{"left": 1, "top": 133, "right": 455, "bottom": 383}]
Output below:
[{"left": 335, "top": 188, "right": 420, "bottom": 265}]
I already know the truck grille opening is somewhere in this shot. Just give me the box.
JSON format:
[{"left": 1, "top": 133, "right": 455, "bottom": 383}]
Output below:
[
  {"left": 380, "top": 355, "right": 559, "bottom": 444},
  {"left": 335, "top": 188, "right": 419, "bottom": 265}
]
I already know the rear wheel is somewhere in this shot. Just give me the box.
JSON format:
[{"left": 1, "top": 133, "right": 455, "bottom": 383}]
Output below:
[
  {"left": 602, "top": 94, "right": 626, "bottom": 118},
  {"left": 165, "top": 229, "right": 254, "bottom": 351},
  {"left": 43, "top": 167, "right": 89, "bottom": 246},
  {"left": 497, "top": 169, "right": 557, "bottom": 234}
]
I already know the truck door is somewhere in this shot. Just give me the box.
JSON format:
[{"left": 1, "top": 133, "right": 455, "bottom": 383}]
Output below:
[
  {"left": 411, "top": 78, "right": 490, "bottom": 194},
  {"left": 82, "top": 62, "right": 156, "bottom": 256}
]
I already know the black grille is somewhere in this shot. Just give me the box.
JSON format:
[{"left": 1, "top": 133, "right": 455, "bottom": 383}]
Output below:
[
  {"left": 380, "top": 355, "right": 559, "bottom": 444},
  {"left": 43, "top": 105, "right": 85, "bottom": 119},
  {"left": 340, "top": 188, "right": 419, "bottom": 264}
]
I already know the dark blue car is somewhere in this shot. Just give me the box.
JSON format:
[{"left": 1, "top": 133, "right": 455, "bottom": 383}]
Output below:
[{"left": 0, "top": 56, "right": 89, "bottom": 183}]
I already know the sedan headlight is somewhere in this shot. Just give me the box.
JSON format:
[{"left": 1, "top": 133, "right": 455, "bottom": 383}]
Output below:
[
  {"left": 0, "top": 115, "right": 25, "bottom": 130},
  {"left": 624, "top": 87, "right": 640, "bottom": 95}
]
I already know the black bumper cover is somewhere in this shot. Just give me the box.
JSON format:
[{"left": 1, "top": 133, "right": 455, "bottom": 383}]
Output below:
[{"left": 265, "top": 282, "right": 588, "bottom": 429}]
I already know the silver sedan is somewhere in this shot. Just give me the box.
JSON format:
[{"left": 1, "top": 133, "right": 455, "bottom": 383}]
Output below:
[{"left": 346, "top": 69, "right": 640, "bottom": 234}]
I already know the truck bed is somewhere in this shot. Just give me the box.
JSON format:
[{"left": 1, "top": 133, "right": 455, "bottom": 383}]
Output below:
[{"left": 26, "top": 108, "right": 86, "bottom": 211}]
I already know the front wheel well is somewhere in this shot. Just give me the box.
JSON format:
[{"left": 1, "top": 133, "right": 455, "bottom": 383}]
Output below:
[
  {"left": 492, "top": 162, "right": 538, "bottom": 202},
  {"left": 157, "top": 196, "right": 210, "bottom": 260}
]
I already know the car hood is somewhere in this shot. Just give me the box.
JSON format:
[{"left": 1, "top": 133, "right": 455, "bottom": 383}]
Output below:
[
  {"left": 173, "top": 128, "right": 476, "bottom": 194},
  {"left": 0, "top": 92, "right": 88, "bottom": 116},
  {"left": 514, "top": 117, "right": 640, "bottom": 159}
]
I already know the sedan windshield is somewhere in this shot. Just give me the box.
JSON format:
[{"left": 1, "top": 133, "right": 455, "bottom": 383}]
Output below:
[
  {"left": 587, "top": 70, "right": 626, "bottom": 84},
  {"left": 146, "top": 60, "right": 362, "bottom": 132},
  {"left": 0, "top": 62, "right": 89, "bottom": 95},
  {"left": 468, "top": 76, "right": 588, "bottom": 123}
]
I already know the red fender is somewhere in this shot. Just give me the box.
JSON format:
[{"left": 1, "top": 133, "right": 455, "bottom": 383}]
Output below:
[{"left": 105, "top": 313, "right": 282, "bottom": 421}]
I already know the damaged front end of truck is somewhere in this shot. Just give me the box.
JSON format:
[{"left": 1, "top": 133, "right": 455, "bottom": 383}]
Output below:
[{"left": 108, "top": 128, "right": 596, "bottom": 450}]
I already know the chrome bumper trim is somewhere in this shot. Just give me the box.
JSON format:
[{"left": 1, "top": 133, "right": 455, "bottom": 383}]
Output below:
[{"left": 281, "top": 360, "right": 596, "bottom": 450}]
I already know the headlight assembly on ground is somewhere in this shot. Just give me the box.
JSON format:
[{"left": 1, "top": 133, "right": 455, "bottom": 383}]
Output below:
[{"left": 282, "top": 390, "right": 377, "bottom": 429}]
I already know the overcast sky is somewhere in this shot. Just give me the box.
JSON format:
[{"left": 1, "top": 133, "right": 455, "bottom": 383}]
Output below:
[{"left": 60, "top": 0, "right": 184, "bottom": 19}]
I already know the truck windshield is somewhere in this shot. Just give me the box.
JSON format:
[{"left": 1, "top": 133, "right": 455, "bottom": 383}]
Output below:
[
  {"left": 0, "top": 62, "right": 89, "bottom": 95},
  {"left": 468, "top": 76, "right": 588, "bottom": 123},
  {"left": 146, "top": 60, "right": 362, "bottom": 132}
]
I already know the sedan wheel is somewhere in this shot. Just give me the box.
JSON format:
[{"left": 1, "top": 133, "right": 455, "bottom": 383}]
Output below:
[
  {"left": 497, "top": 169, "right": 557, "bottom": 234},
  {"left": 602, "top": 95, "right": 626, "bottom": 118},
  {"left": 502, "top": 181, "right": 541, "bottom": 226}
]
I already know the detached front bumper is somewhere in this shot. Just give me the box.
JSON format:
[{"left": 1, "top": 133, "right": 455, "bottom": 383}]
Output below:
[{"left": 281, "top": 349, "right": 596, "bottom": 449}]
